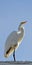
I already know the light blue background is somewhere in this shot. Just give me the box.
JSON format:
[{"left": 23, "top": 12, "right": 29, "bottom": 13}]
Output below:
[{"left": 0, "top": 0, "right": 32, "bottom": 61}]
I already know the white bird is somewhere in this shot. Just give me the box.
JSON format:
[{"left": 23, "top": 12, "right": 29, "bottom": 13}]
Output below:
[{"left": 4, "top": 21, "right": 27, "bottom": 61}]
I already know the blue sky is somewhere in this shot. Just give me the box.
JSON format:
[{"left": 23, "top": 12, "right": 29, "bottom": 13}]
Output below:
[{"left": 0, "top": 0, "right": 32, "bottom": 61}]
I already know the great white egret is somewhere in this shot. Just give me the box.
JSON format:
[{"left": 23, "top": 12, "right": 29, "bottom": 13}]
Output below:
[{"left": 4, "top": 21, "right": 27, "bottom": 61}]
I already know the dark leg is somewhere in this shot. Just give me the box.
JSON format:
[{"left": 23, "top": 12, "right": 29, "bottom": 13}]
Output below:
[{"left": 13, "top": 49, "right": 16, "bottom": 61}]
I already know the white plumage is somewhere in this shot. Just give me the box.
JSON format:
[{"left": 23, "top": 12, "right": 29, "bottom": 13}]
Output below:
[{"left": 4, "top": 21, "right": 27, "bottom": 59}]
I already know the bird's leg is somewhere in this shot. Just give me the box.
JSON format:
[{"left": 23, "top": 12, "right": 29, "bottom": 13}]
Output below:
[{"left": 13, "top": 48, "right": 16, "bottom": 61}]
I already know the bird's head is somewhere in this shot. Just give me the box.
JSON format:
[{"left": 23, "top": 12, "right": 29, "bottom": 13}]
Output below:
[
  {"left": 20, "top": 21, "right": 27, "bottom": 27},
  {"left": 18, "top": 21, "right": 27, "bottom": 30}
]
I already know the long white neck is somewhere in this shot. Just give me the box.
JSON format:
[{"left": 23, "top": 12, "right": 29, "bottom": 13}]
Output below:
[{"left": 17, "top": 26, "right": 25, "bottom": 45}]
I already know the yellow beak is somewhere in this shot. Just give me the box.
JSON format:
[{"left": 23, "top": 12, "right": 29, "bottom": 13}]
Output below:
[{"left": 21, "top": 21, "right": 27, "bottom": 25}]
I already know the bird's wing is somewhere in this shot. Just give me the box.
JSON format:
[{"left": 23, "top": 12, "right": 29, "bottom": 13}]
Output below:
[
  {"left": 4, "top": 43, "right": 18, "bottom": 57},
  {"left": 4, "top": 31, "right": 18, "bottom": 57}
]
